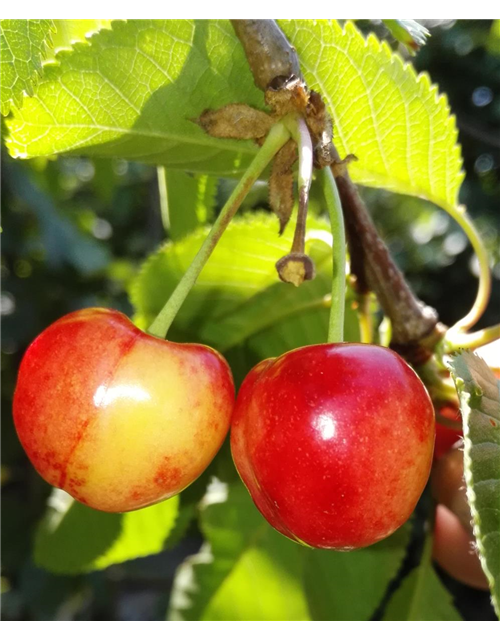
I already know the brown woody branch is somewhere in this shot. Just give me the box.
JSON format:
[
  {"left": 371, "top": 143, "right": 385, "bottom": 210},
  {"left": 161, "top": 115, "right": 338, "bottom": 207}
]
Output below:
[{"left": 232, "top": 19, "right": 445, "bottom": 361}]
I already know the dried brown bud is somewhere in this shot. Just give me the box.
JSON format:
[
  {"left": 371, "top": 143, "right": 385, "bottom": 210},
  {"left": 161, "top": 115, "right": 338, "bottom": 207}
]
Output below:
[
  {"left": 269, "top": 139, "right": 297, "bottom": 234},
  {"left": 275, "top": 252, "right": 315, "bottom": 287},
  {"left": 196, "top": 104, "right": 275, "bottom": 140},
  {"left": 264, "top": 75, "right": 309, "bottom": 117}
]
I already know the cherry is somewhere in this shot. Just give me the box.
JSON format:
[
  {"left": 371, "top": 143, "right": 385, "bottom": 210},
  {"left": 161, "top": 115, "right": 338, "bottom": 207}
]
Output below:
[
  {"left": 13, "top": 308, "right": 234, "bottom": 512},
  {"left": 434, "top": 405, "right": 462, "bottom": 460},
  {"left": 432, "top": 447, "right": 488, "bottom": 590},
  {"left": 433, "top": 505, "right": 489, "bottom": 591},
  {"left": 231, "top": 343, "right": 435, "bottom": 550}
]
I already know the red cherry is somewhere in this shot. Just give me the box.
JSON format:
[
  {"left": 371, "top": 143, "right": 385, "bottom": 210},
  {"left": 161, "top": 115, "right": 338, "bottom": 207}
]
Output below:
[
  {"left": 434, "top": 405, "right": 462, "bottom": 461},
  {"left": 231, "top": 343, "right": 435, "bottom": 550},
  {"left": 433, "top": 505, "right": 489, "bottom": 591},
  {"left": 13, "top": 308, "right": 234, "bottom": 512}
]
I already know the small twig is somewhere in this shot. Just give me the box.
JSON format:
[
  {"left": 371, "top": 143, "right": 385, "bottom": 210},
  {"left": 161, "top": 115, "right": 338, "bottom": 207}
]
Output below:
[
  {"left": 233, "top": 19, "right": 445, "bottom": 361},
  {"left": 230, "top": 20, "right": 301, "bottom": 91},
  {"left": 330, "top": 157, "right": 442, "bottom": 354},
  {"left": 148, "top": 122, "right": 290, "bottom": 338}
]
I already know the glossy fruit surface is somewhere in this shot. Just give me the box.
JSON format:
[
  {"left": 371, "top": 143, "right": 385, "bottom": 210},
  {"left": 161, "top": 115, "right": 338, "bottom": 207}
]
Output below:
[
  {"left": 13, "top": 308, "right": 234, "bottom": 512},
  {"left": 231, "top": 343, "right": 435, "bottom": 550}
]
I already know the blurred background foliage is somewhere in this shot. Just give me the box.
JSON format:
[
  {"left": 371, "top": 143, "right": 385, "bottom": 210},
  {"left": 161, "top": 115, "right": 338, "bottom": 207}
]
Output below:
[{"left": 1, "top": 19, "right": 499, "bottom": 620}]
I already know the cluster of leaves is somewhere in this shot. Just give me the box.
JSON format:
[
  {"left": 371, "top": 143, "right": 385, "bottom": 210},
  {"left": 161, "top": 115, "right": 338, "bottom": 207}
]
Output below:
[{"left": 1, "top": 19, "right": 499, "bottom": 620}]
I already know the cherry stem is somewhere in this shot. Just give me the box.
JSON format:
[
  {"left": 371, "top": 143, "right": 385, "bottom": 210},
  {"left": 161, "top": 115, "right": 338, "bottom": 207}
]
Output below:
[
  {"left": 156, "top": 166, "right": 170, "bottom": 232},
  {"left": 439, "top": 202, "right": 491, "bottom": 334},
  {"left": 322, "top": 167, "right": 346, "bottom": 344},
  {"left": 443, "top": 322, "right": 500, "bottom": 353},
  {"left": 288, "top": 117, "right": 313, "bottom": 254},
  {"left": 148, "top": 121, "right": 291, "bottom": 339}
]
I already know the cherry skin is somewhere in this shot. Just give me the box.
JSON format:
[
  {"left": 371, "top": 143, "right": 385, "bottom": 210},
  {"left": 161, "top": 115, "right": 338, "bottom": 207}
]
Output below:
[
  {"left": 432, "top": 447, "right": 488, "bottom": 590},
  {"left": 231, "top": 343, "right": 435, "bottom": 550},
  {"left": 434, "top": 405, "right": 462, "bottom": 460},
  {"left": 13, "top": 308, "right": 234, "bottom": 512},
  {"left": 433, "top": 505, "right": 489, "bottom": 591}
]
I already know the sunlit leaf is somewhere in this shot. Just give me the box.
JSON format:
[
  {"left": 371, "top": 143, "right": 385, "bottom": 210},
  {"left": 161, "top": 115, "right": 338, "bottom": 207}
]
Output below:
[
  {"left": 278, "top": 20, "right": 463, "bottom": 208},
  {"left": 168, "top": 482, "right": 310, "bottom": 621},
  {"left": 0, "top": 19, "right": 54, "bottom": 115},
  {"left": 44, "top": 20, "right": 112, "bottom": 61},
  {"left": 6, "top": 20, "right": 262, "bottom": 175},
  {"left": 7, "top": 20, "right": 463, "bottom": 214},
  {"left": 130, "top": 212, "right": 360, "bottom": 359},
  {"left": 383, "top": 20, "right": 430, "bottom": 54}
]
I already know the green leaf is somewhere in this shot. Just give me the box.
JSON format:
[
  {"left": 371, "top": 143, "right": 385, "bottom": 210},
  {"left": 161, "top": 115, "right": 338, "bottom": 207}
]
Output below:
[
  {"left": 158, "top": 168, "right": 217, "bottom": 239},
  {"left": 44, "top": 20, "right": 112, "bottom": 61},
  {"left": 0, "top": 19, "right": 54, "bottom": 115},
  {"left": 487, "top": 20, "right": 500, "bottom": 55},
  {"left": 4, "top": 160, "right": 111, "bottom": 275},
  {"left": 130, "top": 212, "right": 360, "bottom": 359},
  {"left": 6, "top": 20, "right": 263, "bottom": 175},
  {"left": 447, "top": 351, "right": 500, "bottom": 618},
  {"left": 168, "top": 482, "right": 310, "bottom": 621},
  {"left": 383, "top": 20, "right": 430, "bottom": 54},
  {"left": 6, "top": 19, "right": 463, "bottom": 214},
  {"left": 278, "top": 20, "right": 463, "bottom": 208},
  {"left": 34, "top": 490, "right": 179, "bottom": 575},
  {"left": 303, "top": 523, "right": 411, "bottom": 620},
  {"left": 383, "top": 561, "right": 462, "bottom": 620}
]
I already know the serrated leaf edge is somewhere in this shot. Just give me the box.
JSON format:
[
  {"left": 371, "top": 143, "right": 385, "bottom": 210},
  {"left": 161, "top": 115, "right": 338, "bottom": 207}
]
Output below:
[{"left": 448, "top": 351, "right": 500, "bottom": 618}]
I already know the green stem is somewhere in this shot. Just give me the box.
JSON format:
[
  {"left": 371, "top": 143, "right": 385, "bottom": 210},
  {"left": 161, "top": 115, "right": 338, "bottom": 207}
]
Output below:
[
  {"left": 147, "top": 122, "right": 290, "bottom": 339},
  {"left": 440, "top": 201, "right": 491, "bottom": 333},
  {"left": 322, "top": 167, "right": 346, "bottom": 343},
  {"left": 157, "top": 166, "right": 170, "bottom": 232},
  {"left": 443, "top": 322, "right": 500, "bottom": 352},
  {"left": 286, "top": 115, "right": 313, "bottom": 254}
]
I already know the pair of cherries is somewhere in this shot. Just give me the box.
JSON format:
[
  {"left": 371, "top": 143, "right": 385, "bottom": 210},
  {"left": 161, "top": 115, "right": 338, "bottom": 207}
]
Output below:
[{"left": 13, "top": 308, "right": 435, "bottom": 550}]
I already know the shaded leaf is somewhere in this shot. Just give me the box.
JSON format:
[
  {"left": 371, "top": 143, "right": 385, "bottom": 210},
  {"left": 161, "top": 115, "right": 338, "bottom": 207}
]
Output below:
[
  {"left": 158, "top": 169, "right": 217, "bottom": 240},
  {"left": 383, "top": 560, "right": 462, "bottom": 620},
  {"left": 0, "top": 19, "right": 54, "bottom": 115},
  {"left": 34, "top": 489, "right": 179, "bottom": 575},
  {"left": 447, "top": 351, "right": 500, "bottom": 618},
  {"left": 303, "top": 523, "right": 411, "bottom": 620}
]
